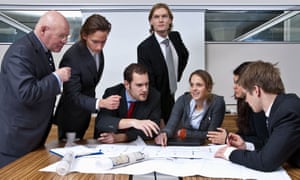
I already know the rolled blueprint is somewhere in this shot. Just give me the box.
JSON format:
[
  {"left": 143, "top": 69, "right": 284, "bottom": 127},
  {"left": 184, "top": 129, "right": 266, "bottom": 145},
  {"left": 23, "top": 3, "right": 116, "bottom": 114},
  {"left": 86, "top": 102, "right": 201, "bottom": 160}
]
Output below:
[
  {"left": 96, "top": 151, "right": 147, "bottom": 170},
  {"left": 56, "top": 151, "right": 75, "bottom": 176}
]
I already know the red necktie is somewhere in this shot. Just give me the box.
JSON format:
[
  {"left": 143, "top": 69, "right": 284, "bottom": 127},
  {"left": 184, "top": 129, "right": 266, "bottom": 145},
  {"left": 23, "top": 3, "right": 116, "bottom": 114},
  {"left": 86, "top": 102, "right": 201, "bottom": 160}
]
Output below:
[{"left": 127, "top": 102, "right": 135, "bottom": 118}]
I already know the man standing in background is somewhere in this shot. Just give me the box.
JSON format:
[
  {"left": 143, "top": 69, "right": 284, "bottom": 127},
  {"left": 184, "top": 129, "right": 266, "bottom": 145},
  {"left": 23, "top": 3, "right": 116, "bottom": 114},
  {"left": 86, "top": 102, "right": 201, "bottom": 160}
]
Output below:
[{"left": 137, "top": 3, "right": 189, "bottom": 127}]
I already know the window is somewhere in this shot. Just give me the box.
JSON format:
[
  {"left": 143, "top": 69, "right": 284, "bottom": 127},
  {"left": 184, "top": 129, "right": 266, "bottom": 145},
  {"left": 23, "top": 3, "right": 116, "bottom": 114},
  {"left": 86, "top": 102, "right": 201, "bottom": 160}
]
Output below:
[
  {"left": 0, "top": 11, "right": 82, "bottom": 43},
  {"left": 205, "top": 10, "right": 300, "bottom": 42}
]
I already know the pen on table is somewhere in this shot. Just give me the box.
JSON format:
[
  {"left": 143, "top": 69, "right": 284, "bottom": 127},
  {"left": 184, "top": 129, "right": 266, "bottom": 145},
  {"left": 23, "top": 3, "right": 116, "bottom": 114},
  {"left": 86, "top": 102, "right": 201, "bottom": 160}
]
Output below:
[{"left": 75, "top": 151, "right": 103, "bottom": 158}]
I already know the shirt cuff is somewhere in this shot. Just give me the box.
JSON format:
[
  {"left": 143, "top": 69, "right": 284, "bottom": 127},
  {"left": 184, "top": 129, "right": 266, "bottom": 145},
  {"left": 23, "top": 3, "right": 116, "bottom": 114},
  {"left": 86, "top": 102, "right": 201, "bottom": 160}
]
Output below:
[
  {"left": 52, "top": 72, "right": 63, "bottom": 92},
  {"left": 96, "top": 98, "right": 100, "bottom": 111},
  {"left": 224, "top": 146, "right": 237, "bottom": 160},
  {"left": 245, "top": 142, "right": 255, "bottom": 151}
]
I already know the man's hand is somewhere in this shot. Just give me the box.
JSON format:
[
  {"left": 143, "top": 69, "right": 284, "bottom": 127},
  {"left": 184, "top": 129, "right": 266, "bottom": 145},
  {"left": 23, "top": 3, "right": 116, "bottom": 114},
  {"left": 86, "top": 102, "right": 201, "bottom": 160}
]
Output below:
[
  {"left": 227, "top": 133, "right": 246, "bottom": 149},
  {"left": 97, "top": 132, "right": 127, "bottom": 144},
  {"left": 99, "top": 95, "right": 121, "bottom": 110},
  {"left": 130, "top": 119, "right": 160, "bottom": 138},
  {"left": 155, "top": 132, "right": 168, "bottom": 146},
  {"left": 55, "top": 67, "right": 71, "bottom": 82}
]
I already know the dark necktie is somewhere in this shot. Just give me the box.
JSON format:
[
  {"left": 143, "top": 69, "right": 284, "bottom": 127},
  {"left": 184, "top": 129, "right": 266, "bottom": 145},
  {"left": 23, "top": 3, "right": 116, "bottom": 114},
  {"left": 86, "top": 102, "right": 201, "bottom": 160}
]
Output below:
[
  {"left": 127, "top": 102, "right": 136, "bottom": 118},
  {"left": 46, "top": 50, "right": 55, "bottom": 72},
  {"left": 162, "top": 39, "right": 177, "bottom": 94}
]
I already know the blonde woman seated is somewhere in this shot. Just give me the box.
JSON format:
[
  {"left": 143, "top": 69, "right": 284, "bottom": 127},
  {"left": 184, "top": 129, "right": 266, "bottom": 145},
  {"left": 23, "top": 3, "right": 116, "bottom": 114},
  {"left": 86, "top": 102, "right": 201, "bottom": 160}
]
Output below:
[{"left": 155, "top": 69, "right": 226, "bottom": 146}]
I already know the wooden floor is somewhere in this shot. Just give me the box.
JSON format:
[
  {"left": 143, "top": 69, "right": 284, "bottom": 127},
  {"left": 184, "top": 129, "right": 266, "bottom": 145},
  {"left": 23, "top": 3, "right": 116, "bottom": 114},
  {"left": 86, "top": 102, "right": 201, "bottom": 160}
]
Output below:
[{"left": 46, "top": 114, "right": 238, "bottom": 144}]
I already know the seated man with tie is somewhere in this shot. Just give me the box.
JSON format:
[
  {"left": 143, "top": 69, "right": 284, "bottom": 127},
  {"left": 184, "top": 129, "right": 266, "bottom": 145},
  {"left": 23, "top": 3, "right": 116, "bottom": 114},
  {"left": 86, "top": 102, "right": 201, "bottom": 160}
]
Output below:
[{"left": 95, "top": 63, "right": 161, "bottom": 143}]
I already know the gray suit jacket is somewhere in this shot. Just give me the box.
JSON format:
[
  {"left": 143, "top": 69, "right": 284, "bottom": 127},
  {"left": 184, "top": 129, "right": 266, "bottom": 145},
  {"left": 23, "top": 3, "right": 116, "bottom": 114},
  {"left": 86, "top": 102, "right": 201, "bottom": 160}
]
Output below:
[
  {"left": 0, "top": 32, "right": 61, "bottom": 167},
  {"left": 162, "top": 92, "right": 225, "bottom": 142},
  {"left": 54, "top": 41, "right": 104, "bottom": 140}
]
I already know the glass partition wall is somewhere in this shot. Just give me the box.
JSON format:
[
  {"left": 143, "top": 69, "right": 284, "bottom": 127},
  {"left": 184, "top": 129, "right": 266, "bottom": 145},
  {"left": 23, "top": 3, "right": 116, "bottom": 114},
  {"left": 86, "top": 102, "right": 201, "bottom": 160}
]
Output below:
[
  {"left": 206, "top": 10, "right": 300, "bottom": 42},
  {"left": 0, "top": 8, "right": 299, "bottom": 43},
  {"left": 0, "top": 10, "right": 82, "bottom": 43}
]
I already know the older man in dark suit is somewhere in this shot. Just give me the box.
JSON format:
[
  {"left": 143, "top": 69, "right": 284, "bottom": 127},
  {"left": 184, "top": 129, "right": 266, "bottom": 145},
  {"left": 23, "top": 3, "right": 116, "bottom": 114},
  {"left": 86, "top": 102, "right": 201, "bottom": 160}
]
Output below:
[
  {"left": 0, "top": 11, "right": 71, "bottom": 168},
  {"left": 137, "top": 3, "right": 189, "bottom": 126},
  {"left": 94, "top": 63, "right": 161, "bottom": 143}
]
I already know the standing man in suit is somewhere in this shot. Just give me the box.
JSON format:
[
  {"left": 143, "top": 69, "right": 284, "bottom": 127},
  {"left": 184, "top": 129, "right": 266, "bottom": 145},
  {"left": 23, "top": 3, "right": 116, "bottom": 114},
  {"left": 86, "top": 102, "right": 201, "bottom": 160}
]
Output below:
[
  {"left": 54, "top": 14, "right": 121, "bottom": 141},
  {"left": 0, "top": 11, "right": 71, "bottom": 168},
  {"left": 215, "top": 60, "right": 300, "bottom": 172},
  {"left": 137, "top": 3, "right": 189, "bottom": 126},
  {"left": 95, "top": 63, "right": 160, "bottom": 143}
]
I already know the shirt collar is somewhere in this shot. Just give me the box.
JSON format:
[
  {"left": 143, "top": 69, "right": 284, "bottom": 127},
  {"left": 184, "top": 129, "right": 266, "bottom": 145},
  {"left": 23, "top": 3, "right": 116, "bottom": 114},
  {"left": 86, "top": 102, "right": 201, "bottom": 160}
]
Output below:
[
  {"left": 265, "top": 100, "right": 274, "bottom": 118},
  {"left": 87, "top": 46, "right": 96, "bottom": 57},
  {"left": 33, "top": 32, "right": 48, "bottom": 52},
  {"left": 189, "top": 99, "right": 207, "bottom": 116},
  {"left": 125, "top": 90, "right": 136, "bottom": 103},
  {"left": 154, "top": 32, "right": 169, "bottom": 44}
]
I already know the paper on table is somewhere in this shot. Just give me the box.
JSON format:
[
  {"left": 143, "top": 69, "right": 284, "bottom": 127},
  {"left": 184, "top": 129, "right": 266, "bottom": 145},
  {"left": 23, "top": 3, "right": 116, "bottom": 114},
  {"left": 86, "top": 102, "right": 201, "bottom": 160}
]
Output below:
[
  {"left": 41, "top": 138, "right": 291, "bottom": 180},
  {"left": 40, "top": 155, "right": 291, "bottom": 179}
]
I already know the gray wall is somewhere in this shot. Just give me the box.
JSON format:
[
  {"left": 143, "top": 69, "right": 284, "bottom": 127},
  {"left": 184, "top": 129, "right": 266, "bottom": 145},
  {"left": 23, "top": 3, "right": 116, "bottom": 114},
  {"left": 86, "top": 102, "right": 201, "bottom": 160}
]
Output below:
[{"left": 207, "top": 43, "right": 300, "bottom": 108}]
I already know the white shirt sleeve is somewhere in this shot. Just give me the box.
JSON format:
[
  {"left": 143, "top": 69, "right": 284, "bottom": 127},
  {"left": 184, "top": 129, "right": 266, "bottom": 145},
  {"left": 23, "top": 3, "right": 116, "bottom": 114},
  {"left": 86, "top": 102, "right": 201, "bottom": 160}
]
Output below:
[
  {"left": 224, "top": 147, "right": 237, "bottom": 160},
  {"left": 245, "top": 142, "right": 255, "bottom": 151},
  {"left": 96, "top": 98, "right": 100, "bottom": 111}
]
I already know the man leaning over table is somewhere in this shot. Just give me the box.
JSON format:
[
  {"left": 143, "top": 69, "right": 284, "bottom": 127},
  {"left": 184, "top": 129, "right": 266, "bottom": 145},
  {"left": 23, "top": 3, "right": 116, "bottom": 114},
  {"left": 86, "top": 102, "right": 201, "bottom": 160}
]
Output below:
[
  {"left": 0, "top": 11, "right": 70, "bottom": 168},
  {"left": 215, "top": 60, "right": 300, "bottom": 172},
  {"left": 94, "top": 63, "right": 161, "bottom": 143}
]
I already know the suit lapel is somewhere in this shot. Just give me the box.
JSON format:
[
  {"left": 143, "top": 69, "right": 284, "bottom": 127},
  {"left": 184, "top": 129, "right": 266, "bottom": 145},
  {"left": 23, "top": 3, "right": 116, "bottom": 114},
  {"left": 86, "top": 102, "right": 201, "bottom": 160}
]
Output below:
[
  {"left": 97, "top": 52, "right": 105, "bottom": 80},
  {"left": 267, "top": 94, "right": 283, "bottom": 133},
  {"left": 149, "top": 34, "right": 168, "bottom": 70},
  {"left": 77, "top": 42, "right": 100, "bottom": 83},
  {"left": 27, "top": 32, "right": 53, "bottom": 73},
  {"left": 119, "top": 88, "right": 129, "bottom": 117}
]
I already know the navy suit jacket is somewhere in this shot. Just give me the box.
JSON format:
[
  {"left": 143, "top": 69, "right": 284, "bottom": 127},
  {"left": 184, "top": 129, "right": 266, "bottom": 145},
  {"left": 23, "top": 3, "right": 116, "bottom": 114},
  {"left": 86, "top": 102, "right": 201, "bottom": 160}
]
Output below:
[
  {"left": 230, "top": 93, "right": 300, "bottom": 171},
  {"left": 237, "top": 108, "right": 268, "bottom": 150},
  {"left": 137, "top": 31, "right": 189, "bottom": 122},
  {"left": 54, "top": 41, "right": 104, "bottom": 139},
  {"left": 95, "top": 83, "right": 161, "bottom": 141},
  {"left": 162, "top": 93, "right": 225, "bottom": 143},
  {"left": 0, "top": 32, "right": 61, "bottom": 167}
]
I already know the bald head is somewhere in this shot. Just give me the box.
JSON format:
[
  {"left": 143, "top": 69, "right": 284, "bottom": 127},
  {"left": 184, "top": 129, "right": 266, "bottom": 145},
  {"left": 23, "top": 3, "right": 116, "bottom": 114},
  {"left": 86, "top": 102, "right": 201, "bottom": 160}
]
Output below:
[{"left": 34, "top": 11, "right": 70, "bottom": 52}]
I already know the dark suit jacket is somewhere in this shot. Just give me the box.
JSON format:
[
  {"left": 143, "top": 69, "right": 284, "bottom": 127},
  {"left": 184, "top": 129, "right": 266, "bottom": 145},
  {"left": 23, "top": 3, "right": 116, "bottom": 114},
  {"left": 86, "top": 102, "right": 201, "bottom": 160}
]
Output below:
[
  {"left": 137, "top": 31, "right": 189, "bottom": 122},
  {"left": 0, "top": 32, "right": 61, "bottom": 167},
  {"left": 230, "top": 93, "right": 300, "bottom": 172},
  {"left": 94, "top": 83, "right": 161, "bottom": 141},
  {"left": 238, "top": 109, "right": 268, "bottom": 150},
  {"left": 162, "top": 93, "right": 225, "bottom": 143},
  {"left": 54, "top": 41, "right": 104, "bottom": 139}
]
